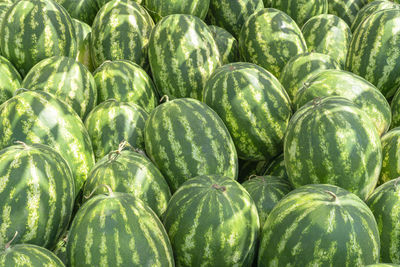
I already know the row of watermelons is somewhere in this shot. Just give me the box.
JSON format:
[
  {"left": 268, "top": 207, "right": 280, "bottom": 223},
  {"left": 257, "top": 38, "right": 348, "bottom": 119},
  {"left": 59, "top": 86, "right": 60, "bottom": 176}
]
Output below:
[{"left": 1, "top": 0, "right": 400, "bottom": 266}]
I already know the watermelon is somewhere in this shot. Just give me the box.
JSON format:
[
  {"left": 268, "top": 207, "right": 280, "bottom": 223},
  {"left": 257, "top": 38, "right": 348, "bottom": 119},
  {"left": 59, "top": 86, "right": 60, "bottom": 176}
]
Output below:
[
  {"left": 90, "top": 0, "right": 154, "bottom": 70},
  {"left": 163, "top": 174, "right": 259, "bottom": 266},
  {"left": 328, "top": 0, "right": 368, "bottom": 26},
  {"left": 93, "top": 60, "right": 158, "bottom": 113},
  {"left": 279, "top": 52, "right": 341, "bottom": 100},
  {"left": 21, "top": 56, "right": 97, "bottom": 120},
  {"left": 209, "top": 25, "right": 239, "bottom": 65},
  {"left": 351, "top": 1, "right": 400, "bottom": 32},
  {"left": 207, "top": 0, "right": 264, "bottom": 38},
  {"left": 346, "top": 8, "right": 400, "bottom": 99},
  {"left": 84, "top": 99, "right": 148, "bottom": 160},
  {"left": 144, "top": 0, "right": 210, "bottom": 22},
  {"left": 66, "top": 192, "right": 174, "bottom": 266},
  {"left": 365, "top": 265, "right": 400, "bottom": 267},
  {"left": 83, "top": 149, "right": 171, "bottom": 217},
  {"left": 367, "top": 178, "right": 400, "bottom": 263},
  {"left": 379, "top": 128, "right": 400, "bottom": 185},
  {"left": 0, "top": 143, "right": 74, "bottom": 249},
  {"left": 284, "top": 96, "right": 382, "bottom": 200},
  {"left": 0, "top": 243, "right": 65, "bottom": 266},
  {"left": 0, "top": 90, "right": 95, "bottom": 194},
  {"left": 239, "top": 8, "right": 307, "bottom": 79},
  {"left": 203, "top": 62, "right": 292, "bottom": 161},
  {"left": 263, "top": 154, "right": 288, "bottom": 180},
  {"left": 270, "top": 0, "right": 328, "bottom": 27},
  {"left": 258, "top": 184, "right": 380, "bottom": 266},
  {"left": 294, "top": 69, "right": 391, "bottom": 136},
  {"left": 0, "top": 0, "right": 77, "bottom": 76},
  {"left": 148, "top": 14, "right": 221, "bottom": 100},
  {"left": 0, "top": 2, "right": 10, "bottom": 27},
  {"left": 238, "top": 160, "right": 270, "bottom": 183},
  {"left": 72, "top": 19, "right": 94, "bottom": 72},
  {"left": 242, "top": 175, "right": 292, "bottom": 227},
  {"left": 391, "top": 88, "right": 400, "bottom": 128},
  {"left": 55, "top": 0, "right": 98, "bottom": 26},
  {"left": 0, "top": 55, "right": 21, "bottom": 105},
  {"left": 302, "top": 14, "right": 352, "bottom": 67},
  {"left": 144, "top": 98, "right": 238, "bottom": 192}
]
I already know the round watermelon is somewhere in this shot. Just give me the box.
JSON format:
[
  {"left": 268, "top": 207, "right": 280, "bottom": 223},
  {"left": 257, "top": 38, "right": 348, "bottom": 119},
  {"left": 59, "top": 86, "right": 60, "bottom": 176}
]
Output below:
[
  {"left": 0, "top": 244, "right": 65, "bottom": 266},
  {"left": 144, "top": 0, "right": 209, "bottom": 22},
  {"left": 55, "top": 0, "right": 98, "bottom": 26},
  {"left": 263, "top": 154, "right": 288, "bottom": 180},
  {"left": 209, "top": 25, "right": 239, "bottom": 65}
]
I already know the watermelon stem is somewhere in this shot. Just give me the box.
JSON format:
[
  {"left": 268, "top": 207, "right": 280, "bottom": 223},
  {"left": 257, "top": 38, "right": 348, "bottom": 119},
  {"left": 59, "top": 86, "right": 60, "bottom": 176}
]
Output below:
[
  {"left": 5, "top": 231, "right": 18, "bottom": 250},
  {"left": 108, "top": 140, "right": 130, "bottom": 160},
  {"left": 84, "top": 184, "right": 114, "bottom": 199},
  {"left": 212, "top": 184, "right": 226, "bottom": 192},
  {"left": 325, "top": 190, "right": 338, "bottom": 201},
  {"left": 14, "top": 141, "right": 29, "bottom": 149},
  {"left": 160, "top": 95, "right": 170, "bottom": 103}
]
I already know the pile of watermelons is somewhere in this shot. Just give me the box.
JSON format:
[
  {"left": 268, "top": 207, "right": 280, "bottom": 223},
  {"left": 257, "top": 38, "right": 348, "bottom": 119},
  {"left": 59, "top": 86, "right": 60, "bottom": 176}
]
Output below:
[{"left": 1, "top": 0, "right": 400, "bottom": 266}]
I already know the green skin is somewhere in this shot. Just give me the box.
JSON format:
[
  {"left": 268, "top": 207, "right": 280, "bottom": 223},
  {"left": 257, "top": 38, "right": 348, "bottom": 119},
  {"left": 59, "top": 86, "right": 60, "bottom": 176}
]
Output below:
[
  {"left": 271, "top": 0, "right": 328, "bottom": 27},
  {"left": 379, "top": 128, "right": 400, "bottom": 185},
  {"left": 72, "top": 19, "right": 94, "bottom": 72},
  {"left": 0, "top": 90, "right": 95, "bottom": 195},
  {"left": 148, "top": 14, "right": 221, "bottom": 100},
  {"left": 294, "top": 69, "right": 391, "bottom": 136},
  {"left": 351, "top": 1, "right": 400, "bottom": 32},
  {"left": 0, "top": 55, "right": 21, "bottom": 105},
  {"left": 144, "top": 0, "right": 210, "bottom": 22},
  {"left": 301, "top": 14, "right": 352, "bottom": 67},
  {"left": 55, "top": 0, "right": 98, "bottom": 26},
  {"left": 0, "top": 144, "right": 75, "bottom": 250},
  {"left": 83, "top": 149, "right": 171, "bottom": 218},
  {"left": 328, "top": 0, "right": 368, "bottom": 26},
  {"left": 258, "top": 184, "right": 380, "bottom": 266},
  {"left": 208, "top": 25, "right": 239, "bottom": 65},
  {"left": 239, "top": 8, "right": 307, "bottom": 79},
  {"left": 163, "top": 175, "right": 260, "bottom": 267},
  {"left": 66, "top": 192, "right": 174, "bottom": 267},
  {"left": 84, "top": 99, "right": 148, "bottom": 161},
  {"left": 346, "top": 9, "right": 400, "bottom": 99},
  {"left": 207, "top": 0, "right": 264, "bottom": 38},
  {"left": 90, "top": 0, "right": 154, "bottom": 70},
  {"left": 93, "top": 60, "right": 158, "bottom": 113},
  {"left": 21, "top": 56, "right": 97, "bottom": 120},
  {"left": 284, "top": 96, "right": 382, "bottom": 201},
  {"left": 203, "top": 62, "right": 292, "bottom": 161},
  {"left": 0, "top": 0, "right": 77, "bottom": 77},
  {"left": 242, "top": 176, "right": 292, "bottom": 228},
  {"left": 263, "top": 153, "right": 288, "bottom": 181},
  {"left": 279, "top": 52, "right": 341, "bottom": 100},
  {"left": 367, "top": 178, "right": 400, "bottom": 264},
  {"left": 0, "top": 244, "right": 65, "bottom": 267},
  {"left": 391, "top": 88, "right": 400, "bottom": 129},
  {"left": 144, "top": 98, "right": 238, "bottom": 192}
]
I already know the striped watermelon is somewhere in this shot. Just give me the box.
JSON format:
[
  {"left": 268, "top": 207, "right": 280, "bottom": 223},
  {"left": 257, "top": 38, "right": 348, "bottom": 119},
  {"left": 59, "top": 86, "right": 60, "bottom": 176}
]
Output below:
[
  {"left": 379, "top": 128, "right": 400, "bottom": 185},
  {"left": 328, "top": 0, "right": 368, "bottom": 26},
  {"left": 144, "top": 0, "right": 210, "bottom": 22},
  {"left": 84, "top": 99, "right": 148, "bottom": 160},
  {"left": 294, "top": 69, "right": 391, "bottom": 136},
  {"left": 0, "top": 90, "right": 95, "bottom": 194},
  {"left": 21, "top": 56, "right": 97, "bottom": 120},
  {"left": 270, "top": 0, "right": 328, "bottom": 27},
  {"left": 203, "top": 62, "right": 292, "bottom": 161},
  {"left": 279, "top": 52, "right": 341, "bottom": 100},
  {"left": 83, "top": 149, "right": 171, "bottom": 217},
  {"left": 239, "top": 8, "right": 307, "bottom": 79},
  {"left": 93, "top": 60, "right": 158, "bottom": 113},
  {"left": 0, "top": 243, "right": 65, "bottom": 266},
  {"left": 209, "top": 25, "right": 239, "bottom": 65},
  {"left": 284, "top": 96, "right": 382, "bottom": 200},
  {"left": 0, "top": 55, "right": 21, "bottom": 105},
  {"left": 264, "top": 154, "right": 288, "bottom": 180},
  {"left": 242, "top": 176, "right": 292, "bottom": 227},
  {"left": 258, "top": 184, "right": 380, "bottom": 266},
  {"left": 391, "top": 88, "right": 400, "bottom": 128},
  {"left": 346, "top": 8, "right": 400, "bottom": 99},
  {"left": 72, "top": 19, "right": 94, "bottom": 72},
  {"left": 144, "top": 98, "right": 238, "bottom": 192},
  {"left": 55, "top": 0, "right": 98, "bottom": 26},
  {"left": 207, "top": 0, "right": 264, "bottom": 38},
  {"left": 66, "top": 192, "right": 174, "bottom": 266},
  {"left": 302, "top": 14, "right": 352, "bottom": 67},
  {"left": 0, "top": 143, "right": 74, "bottom": 249},
  {"left": 0, "top": 0, "right": 77, "bottom": 76},
  {"left": 367, "top": 178, "right": 400, "bottom": 263},
  {"left": 0, "top": 2, "right": 10, "bottom": 27},
  {"left": 148, "top": 14, "right": 221, "bottom": 100},
  {"left": 238, "top": 160, "right": 270, "bottom": 183},
  {"left": 351, "top": 1, "right": 400, "bottom": 32},
  {"left": 90, "top": 0, "right": 154, "bottom": 70},
  {"left": 163, "top": 175, "right": 259, "bottom": 266}
]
